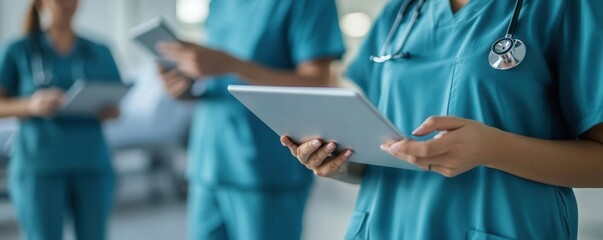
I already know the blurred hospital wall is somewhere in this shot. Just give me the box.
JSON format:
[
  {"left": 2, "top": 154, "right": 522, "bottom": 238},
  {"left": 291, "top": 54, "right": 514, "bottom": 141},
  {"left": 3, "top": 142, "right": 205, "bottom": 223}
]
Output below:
[{"left": 1, "top": 0, "right": 603, "bottom": 239}]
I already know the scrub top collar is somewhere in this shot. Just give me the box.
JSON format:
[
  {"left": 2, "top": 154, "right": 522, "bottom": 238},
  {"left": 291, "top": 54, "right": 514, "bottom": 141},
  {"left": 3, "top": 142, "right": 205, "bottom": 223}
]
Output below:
[{"left": 38, "top": 31, "right": 84, "bottom": 59}]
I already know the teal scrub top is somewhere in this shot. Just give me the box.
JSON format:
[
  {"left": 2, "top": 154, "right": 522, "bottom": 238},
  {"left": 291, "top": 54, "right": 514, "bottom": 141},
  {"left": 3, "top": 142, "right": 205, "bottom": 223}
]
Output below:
[
  {"left": 0, "top": 34, "right": 121, "bottom": 173},
  {"left": 188, "top": 0, "right": 345, "bottom": 188},
  {"left": 345, "top": 1, "right": 603, "bottom": 239}
]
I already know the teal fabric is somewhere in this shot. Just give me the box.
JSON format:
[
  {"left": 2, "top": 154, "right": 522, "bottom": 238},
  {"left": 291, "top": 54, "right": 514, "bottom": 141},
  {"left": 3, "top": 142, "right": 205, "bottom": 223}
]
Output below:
[
  {"left": 0, "top": 33, "right": 120, "bottom": 240},
  {"left": 9, "top": 168, "right": 114, "bottom": 240},
  {"left": 0, "top": 34, "right": 121, "bottom": 173},
  {"left": 344, "top": 1, "right": 603, "bottom": 239},
  {"left": 187, "top": 0, "right": 345, "bottom": 188},
  {"left": 188, "top": 181, "right": 309, "bottom": 240}
]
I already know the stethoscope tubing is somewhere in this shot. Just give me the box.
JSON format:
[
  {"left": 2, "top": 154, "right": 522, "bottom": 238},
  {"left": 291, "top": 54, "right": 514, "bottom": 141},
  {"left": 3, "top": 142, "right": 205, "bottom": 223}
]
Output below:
[
  {"left": 30, "top": 36, "right": 86, "bottom": 87},
  {"left": 371, "top": 0, "right": 526, "bottom": 70}
]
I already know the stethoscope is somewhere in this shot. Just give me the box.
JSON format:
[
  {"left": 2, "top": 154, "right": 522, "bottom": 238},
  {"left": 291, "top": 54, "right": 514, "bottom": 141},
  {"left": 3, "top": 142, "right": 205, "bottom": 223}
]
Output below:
[
  {"left": 30, "top": 36, "right": 86, "bottom": 87},
  {"left": 370, "top": 0, "right": 526, "bottom": 71}
]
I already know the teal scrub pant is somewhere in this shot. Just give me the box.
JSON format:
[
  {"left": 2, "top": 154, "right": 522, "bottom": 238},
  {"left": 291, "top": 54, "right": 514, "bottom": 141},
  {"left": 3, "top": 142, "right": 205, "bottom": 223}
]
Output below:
[
  {"left": 9, "top": 168, "right": 114, "bottom": 240},
  {"left": 188, "top": 182, "right": 309, "bottom": 240}
]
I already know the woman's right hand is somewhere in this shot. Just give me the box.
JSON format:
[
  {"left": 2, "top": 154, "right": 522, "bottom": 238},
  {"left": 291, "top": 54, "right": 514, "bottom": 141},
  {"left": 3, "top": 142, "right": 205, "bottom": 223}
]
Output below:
[
  {"left": 280, "top": 135, "right": 354, "bottom": 177},
  {"left": 28, "top": 88, "right": 65, "bottom": 117},
  {"left": 157, "top": 64, "right": 193, "bottom": 98}
]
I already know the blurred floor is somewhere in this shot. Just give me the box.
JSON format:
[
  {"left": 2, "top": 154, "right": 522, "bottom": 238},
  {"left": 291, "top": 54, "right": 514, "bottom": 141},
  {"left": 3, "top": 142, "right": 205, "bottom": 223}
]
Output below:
[
  {"left": 0, "top": 176, "right": 359, "bottom": 240},
  {"left": 1, "top": 177, "right": 602, "bottom": 240}
]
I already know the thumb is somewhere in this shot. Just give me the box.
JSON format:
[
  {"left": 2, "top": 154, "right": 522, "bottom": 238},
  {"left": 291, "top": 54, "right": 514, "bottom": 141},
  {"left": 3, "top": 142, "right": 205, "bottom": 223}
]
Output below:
[
  {"left": 412, "top": 116, "right": 467, "bottom": 136},
  {"left": 46, "top": 87, "right": 64, "bottom": 96}
]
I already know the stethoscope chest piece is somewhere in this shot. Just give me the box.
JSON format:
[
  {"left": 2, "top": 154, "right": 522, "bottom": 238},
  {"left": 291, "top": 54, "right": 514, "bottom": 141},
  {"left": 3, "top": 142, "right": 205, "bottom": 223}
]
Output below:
[
  {"left": 33, "top": 69, "right": 55, "bottom": 87},
  {"left": 488, "top": 37, "right": 526, "bottom": 70}
]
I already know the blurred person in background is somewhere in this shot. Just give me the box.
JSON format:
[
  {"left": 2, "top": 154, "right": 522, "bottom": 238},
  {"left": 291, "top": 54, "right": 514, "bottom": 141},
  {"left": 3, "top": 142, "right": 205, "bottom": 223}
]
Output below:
[
  {"left": 156, "top": 0, "right": 345, "bottom": 239},
  {"left": 0, "top": 0, "right": 122, "bottom": 239},
  {"left": 282, "top": 0, "right": 603, "bottom": 239}
]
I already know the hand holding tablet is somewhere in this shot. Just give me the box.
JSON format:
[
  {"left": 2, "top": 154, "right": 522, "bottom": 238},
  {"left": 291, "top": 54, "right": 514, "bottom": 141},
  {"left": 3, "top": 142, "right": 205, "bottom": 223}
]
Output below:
[
  {"left": 130, "top": 17, "right": 180, "bottom": 68},
  {"left": 59, "top": 80, "right": 130, "bottom": 117},
  {"left": 228, "top": 85, "right": 421, "bottom": 170}
]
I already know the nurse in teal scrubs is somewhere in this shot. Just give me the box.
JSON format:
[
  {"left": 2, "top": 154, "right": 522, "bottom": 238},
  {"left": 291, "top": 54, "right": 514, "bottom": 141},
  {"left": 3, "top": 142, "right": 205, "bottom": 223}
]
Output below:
[
  {"left": 282, "top": 0, "right": 603, "bottom": 239},
  {"left": 0, "top": 0, "right": 121, "bottom": 239},
  {"left": 156, "top": 0, "right": 344, "bottom": 239}
]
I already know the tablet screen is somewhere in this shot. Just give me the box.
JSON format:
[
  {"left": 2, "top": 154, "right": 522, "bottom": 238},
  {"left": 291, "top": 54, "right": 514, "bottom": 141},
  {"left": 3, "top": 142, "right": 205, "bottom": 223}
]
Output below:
[
  {"left": 228, "top": 85, "right": 420, "bottom": 170},
  {"left": 131, "top": 17, "right": 179, "bottom": 68}
]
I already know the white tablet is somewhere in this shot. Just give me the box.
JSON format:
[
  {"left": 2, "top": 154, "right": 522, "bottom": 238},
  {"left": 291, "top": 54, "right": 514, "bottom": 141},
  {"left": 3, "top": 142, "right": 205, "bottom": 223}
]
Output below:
[
  {"left": 59, "top": 80, "right": 130, "bottom": 117},
  {"left": 228, "top": 85, "right": 420, "bottom": 170},
  {"left": 130, "top": 17, "right": 179, "bottom": 68}
]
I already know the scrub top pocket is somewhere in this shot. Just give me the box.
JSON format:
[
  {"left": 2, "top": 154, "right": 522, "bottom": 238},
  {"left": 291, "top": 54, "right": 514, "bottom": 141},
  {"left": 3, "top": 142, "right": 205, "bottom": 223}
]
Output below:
[
  {"left": 466, "top": 229, "right": 516, "bottom": 240},
  {"left": 344, "top": 210, "right": 369, "bottom": 240}
]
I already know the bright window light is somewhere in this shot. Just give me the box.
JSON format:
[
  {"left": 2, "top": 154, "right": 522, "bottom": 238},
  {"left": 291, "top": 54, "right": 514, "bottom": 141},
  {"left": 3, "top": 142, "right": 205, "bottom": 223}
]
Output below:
[
  {"left": 177, "top": 0, "right": 209, "bottom": 24},
  {"left": 340, "top": 12, "right": 372, "bottom": 38}
]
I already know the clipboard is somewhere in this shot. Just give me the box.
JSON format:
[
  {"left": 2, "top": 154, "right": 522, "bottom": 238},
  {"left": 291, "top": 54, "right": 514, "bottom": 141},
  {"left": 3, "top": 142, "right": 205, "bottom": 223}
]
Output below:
[
  {"left": 59, "top": 80, "right": 130, "bottom": 117},
  {"left": 227, "top": 85, "right": 420, "bottom": 170}
]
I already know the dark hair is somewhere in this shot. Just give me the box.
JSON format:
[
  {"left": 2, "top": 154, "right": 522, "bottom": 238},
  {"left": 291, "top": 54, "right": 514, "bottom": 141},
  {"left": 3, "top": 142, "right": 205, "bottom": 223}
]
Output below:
[{"left": 23, "top": 0, "right": 41, "bottom": 35}]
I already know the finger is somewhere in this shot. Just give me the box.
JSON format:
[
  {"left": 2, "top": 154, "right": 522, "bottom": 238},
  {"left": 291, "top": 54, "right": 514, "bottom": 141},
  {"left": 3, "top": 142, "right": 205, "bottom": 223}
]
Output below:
[
  {"left": 164, "top": 73, "right": 187, "bottom": 87},
  {"left": 170, "top": 78, "right": 190, "bottom": 90},
  {"left": 177, "top": 61, "right": 201, "bottom": 77},
  {"left": 46, "top": 91, "right": 66, "bottom": 105},
  {"left": 167, "top": 80, "right": 190, "bottom": 96},
  {"left": 49, "top": 101, "right": 62, "bottom": 109},
  {"left": 156, "top": 42, "right": 190, "bottom": 63},
  {"left": 414, "top": 162, "right": 432, "bottom": 171},
  {"left": 162, "top": 71, "right": 185, "bottom": 85},
  {"left": 42, "top": 100, "right": 61, "bottom": 111},
  {"left": 280, "top": 135, "right": 299, "bottom": 157},
  {"left": 156, "top": 42, "right": 184, "bottom": 54},
  {"left": 413, "top": 152, "right": 456, "bottom": 169},
  {"left": 296, "top": 139, "right": 323, "bottom": 164},
  {"left": 46, "top": 87, "right": 65, "bottom": 95},
  {"left": 50, "top": 95, "right": 65, "bottom": 106},
  {"left": 412, "top": 116, "right": 467, "bottom": 136},
  {"left": 314, "top": 150, "right": 353, "bottom": 177},
  {"left": 380, "top": 142, "right": 410, "bottom": 160},
  {"left": 388, "top": 138, "right": 451, "bottom": 158},
  {"left": 156, "top": 62, "right": 173, "bottom": 74},
  {"left": 40, "top": 104, "right": 57, "bottom": 116},
  {"left": 306, "top": 142, "right": 336, "bottom": 169},
  {"left": 428, "top": 164, "right": 467, "bottom": 178},
  {"left": 414, "top": 163, "right": 451, "bottom": 173},
  {"left": 40, "top": 99, "right": 57, "bottom": 109},
  {"left": 43, "top": 94, "right": 64, "bottom": 106}
]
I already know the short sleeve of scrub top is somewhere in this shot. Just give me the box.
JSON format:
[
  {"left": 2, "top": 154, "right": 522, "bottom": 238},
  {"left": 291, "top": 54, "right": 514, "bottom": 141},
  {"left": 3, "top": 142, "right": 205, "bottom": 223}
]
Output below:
[
  {"left": 345, "top": 1, "right": 399, "bottom": 105},
  {"left": 342, "top": 1, "right": 603, "bottom": 240},
  {"left": 0, "top": 41, "right": 20, "bottom": 96},
  {"left": 552, "top": 1, "right": 603, "bottom": 136},
  {"left": 287, "top": 0, "right": 345, "bottom": 65},
  {"left": 188, "top": 0, "right": 345, "bottom": 188}
]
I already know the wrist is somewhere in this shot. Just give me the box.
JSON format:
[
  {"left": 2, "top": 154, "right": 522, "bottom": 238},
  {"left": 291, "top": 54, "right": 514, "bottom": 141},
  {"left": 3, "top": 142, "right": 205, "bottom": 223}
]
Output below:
[
  {"left": 230, "top": 58, "right": 253, "bottom": 80},
  {"left": 22, "top": 98, "right": 35, "bottom": 117},
  {"left": 484, "top": 128, "right": 514, "bottom": 169}
]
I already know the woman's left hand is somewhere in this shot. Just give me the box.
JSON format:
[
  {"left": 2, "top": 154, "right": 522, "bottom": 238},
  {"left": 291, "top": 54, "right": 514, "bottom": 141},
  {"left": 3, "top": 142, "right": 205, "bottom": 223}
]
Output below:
[{"left": 380, "top": 116, "right": 505, "bottom": 177}]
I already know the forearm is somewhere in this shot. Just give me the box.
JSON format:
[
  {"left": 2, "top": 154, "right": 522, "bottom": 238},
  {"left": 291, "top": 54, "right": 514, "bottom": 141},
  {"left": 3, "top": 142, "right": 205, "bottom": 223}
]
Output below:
[
  {"left": 0, "top": 98, "right": 30, "bottom": 118},
  {"left": 328, "top": 162, "right": 366, "bottom": 185},
  {"left": 231, "top": 59, "right": 332, "bottom": 87},
  {"left": 486, "top": 130, "right": 603, "bottom": 188}
]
